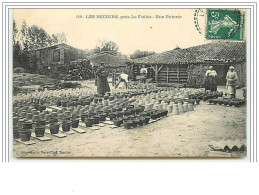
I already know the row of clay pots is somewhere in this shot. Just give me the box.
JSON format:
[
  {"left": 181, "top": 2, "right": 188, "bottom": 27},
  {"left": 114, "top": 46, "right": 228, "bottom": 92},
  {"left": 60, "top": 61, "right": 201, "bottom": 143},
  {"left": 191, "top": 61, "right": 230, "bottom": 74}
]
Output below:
[{"left": 208, "top": 98, "right": 245, "bottom": 107}]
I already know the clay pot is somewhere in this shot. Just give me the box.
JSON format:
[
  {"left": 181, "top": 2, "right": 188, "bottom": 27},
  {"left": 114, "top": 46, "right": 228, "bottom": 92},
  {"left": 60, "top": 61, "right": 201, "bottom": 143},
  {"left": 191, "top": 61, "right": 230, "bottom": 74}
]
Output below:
[
  {"left": 218, "top": 100, "right": 223, "bottom": 105},
  {"left": 13, "top": 117, "right": 19, "bottom": 126},
  {"left": 99, "top": 113, "right": 107, "bottom": 122},
  {"left": 187, "top": 103, "right": 194, "bottom": 111},
  {"left": 34, "top": 119, "right": 46, "bottom": 128},
  {"left": 144, "top": 116, "right": 150, "bottom": 124},
  {"left": 123, "top": 110, "right": 131, "bottom": 116},
  {"left": 117, "top": 111, "right": 123, "bottom": 118},
  {"left": 22, "top": 121, "right": 33, "bottom": 130},
  {"left": 85, "top": 118, "right": 94, "bottom": 127},
  {"left": 223, "top": 100, "right": 229, "bottom": 106},
  {"left": 108, "top": 96, "right": 115, "bottom": 101},
  {"left": 132, "top": 119, "right": 139, "bottom": 128},
  {"left": 62, "top": 120, "right": 71, "bottom": 132},
  {"left": 113, "top": 118, "right": 123, "bottom": 127},
  {"left": 20, "top": 111, "right": 27, "bottom": 119},
  {"left": 150, "top": 113, "right": 158, "bottom": 120},
  {"left": 92, "top": 115, "right": 100, "bottom": 124},
  {"left": 58, "top": 113, "right": 64, "bottom": 121},
  {"left": 49, "top": 123, "right": 60, "bottom": 134},
  {"left": 123, "top": 121, "right": 133, "bottom": 129},
  {"left": 49, "top": 117, "right": 59, "bottom": 123},
  {"left": 208, "top": 99, "right": 214, "bottom": 104},
  {"left": 61, "top": 101, "right": 68, "bottom": 107},
  {"left": 56, "top": 100, "right": 62, "bottom": 107},
  {"left": 34, "top": 126, "right": 45, "bottom": 137},
  {"left": 71, "top": 120, "right": 79, "bottom": 128},
  {"left": 109, "top": 112, "right": 117, "bottom": 121},
  {"left": 81, "top": 113, "right": 89, "bottom": 122},
  {"left": 13, "top": 126, "right": 20, "bottom": 139},
  {"left": 138, "top": 117, "right": 145, "bottom": 126},
  {"left": 229, "top": 101, "right": 234, "bottom": 107},
  {"left": 39, "top": 105, "right": 46, "bottom": 112},
  {"left": 19, "top": 129, "right": 32, "bottom": 141}
]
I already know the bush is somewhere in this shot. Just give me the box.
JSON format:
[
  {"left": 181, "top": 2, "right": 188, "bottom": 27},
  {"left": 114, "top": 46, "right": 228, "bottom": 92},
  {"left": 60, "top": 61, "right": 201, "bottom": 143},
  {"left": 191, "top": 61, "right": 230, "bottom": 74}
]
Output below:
[{"left": 13, "top": 67, "right": 25, "bottom": 73}]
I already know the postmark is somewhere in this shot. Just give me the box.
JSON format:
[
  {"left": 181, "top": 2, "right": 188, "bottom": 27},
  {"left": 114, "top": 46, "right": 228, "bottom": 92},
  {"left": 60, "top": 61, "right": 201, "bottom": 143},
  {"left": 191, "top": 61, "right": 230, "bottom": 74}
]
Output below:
[
  {"left": 194, "top": 9, "right": 206, "bottom": 34},
  {"left": 206, "top": 9, "right": 245, "bottom": 40}
]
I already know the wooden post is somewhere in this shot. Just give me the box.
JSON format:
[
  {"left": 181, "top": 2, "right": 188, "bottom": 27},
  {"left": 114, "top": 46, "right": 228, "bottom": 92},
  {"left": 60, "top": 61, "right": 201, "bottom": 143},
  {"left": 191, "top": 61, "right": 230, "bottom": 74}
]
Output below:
[
  {"left": 167, "top": 66, "right": 169, "bottom": 83},
  {"left": 177, "top": 64, "right": 180, "bottom": 83},
  {"left": 155, "top": 64, "right": 158, "bottom": 82}
]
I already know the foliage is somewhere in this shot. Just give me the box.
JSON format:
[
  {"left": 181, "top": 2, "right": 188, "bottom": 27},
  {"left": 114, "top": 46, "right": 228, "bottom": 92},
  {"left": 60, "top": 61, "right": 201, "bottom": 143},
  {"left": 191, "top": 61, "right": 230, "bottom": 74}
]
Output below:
[
  {"left": 130, "top": 50, "right": 156, "bottom": 59},
  {"left": 95, "top": 40, "right": 119, "bottom": 53},
  {"left": 13, "top": 67, "right": 25, "bottom": 73},
  {"left": 13, "top": 20, "right": 67, "bottom": 72}
]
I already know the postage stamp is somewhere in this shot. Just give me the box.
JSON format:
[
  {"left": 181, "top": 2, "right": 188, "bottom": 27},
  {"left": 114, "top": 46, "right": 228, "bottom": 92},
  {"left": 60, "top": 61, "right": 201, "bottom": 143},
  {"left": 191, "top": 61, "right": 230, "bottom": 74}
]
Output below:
[{"left": 206, "top": 9, "right": 245, "bottom": 40}]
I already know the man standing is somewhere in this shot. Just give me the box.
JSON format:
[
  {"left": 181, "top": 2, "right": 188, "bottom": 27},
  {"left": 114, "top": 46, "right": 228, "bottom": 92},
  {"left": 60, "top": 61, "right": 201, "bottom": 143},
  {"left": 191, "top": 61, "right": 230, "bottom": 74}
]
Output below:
[
  {"left": 140, "top": 65, "right": 148, "bottom": 84},
  {"left": 96, "top": 62, "right": 110, "bottom": 95}
]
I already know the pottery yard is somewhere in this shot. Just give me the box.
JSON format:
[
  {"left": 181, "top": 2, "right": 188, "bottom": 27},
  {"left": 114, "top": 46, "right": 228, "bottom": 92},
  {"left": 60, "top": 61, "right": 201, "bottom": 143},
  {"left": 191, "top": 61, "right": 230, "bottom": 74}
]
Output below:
[
  {"left": 11, "top": 9, "right": 247, "bottom": 159},
  {"left": 12, "top": 80, "right": 246, "bottom": 158}
]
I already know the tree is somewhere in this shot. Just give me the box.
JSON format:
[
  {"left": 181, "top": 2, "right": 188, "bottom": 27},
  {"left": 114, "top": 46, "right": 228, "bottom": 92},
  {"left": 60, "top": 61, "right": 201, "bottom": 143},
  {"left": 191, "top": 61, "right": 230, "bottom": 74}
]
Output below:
[
  {"left": 130, "top": 50, "right": 156, "bottom": 59},
  {"left": 13, "top": 19, "right": 67, "bottom": 73},
  {"left": 51, "top": 32, "right": 67, "bottom": 44},
  {"left": 96, "top": 40, "right": 119, "bottom": 53}
]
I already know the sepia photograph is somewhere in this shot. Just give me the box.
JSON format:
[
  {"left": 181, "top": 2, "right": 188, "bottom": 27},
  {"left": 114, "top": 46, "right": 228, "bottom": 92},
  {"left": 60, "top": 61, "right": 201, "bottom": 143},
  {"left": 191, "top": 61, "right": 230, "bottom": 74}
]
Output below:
[{"left": 11, "top": 8, "right": 247, "bottom": 158}]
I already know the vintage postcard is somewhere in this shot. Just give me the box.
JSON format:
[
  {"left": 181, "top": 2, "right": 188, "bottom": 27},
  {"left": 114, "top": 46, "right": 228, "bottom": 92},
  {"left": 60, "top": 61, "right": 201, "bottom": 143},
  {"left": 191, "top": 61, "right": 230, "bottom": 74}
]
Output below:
[{"left": 12, "top": 8, "right": 247, "bottom": 158}]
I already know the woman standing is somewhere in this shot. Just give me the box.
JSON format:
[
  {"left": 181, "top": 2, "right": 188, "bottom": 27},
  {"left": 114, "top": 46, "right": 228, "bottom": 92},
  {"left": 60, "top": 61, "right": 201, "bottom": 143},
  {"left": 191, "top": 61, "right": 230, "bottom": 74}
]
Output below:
[
  {"left": 226, "top": 66, "right": 238, "bottom": 98},
  {"left": 96, "top": 62, "right": 110, "bottom": 95},
  {"left": 205, "top": 66, "right": 218, "bottom": 92}
]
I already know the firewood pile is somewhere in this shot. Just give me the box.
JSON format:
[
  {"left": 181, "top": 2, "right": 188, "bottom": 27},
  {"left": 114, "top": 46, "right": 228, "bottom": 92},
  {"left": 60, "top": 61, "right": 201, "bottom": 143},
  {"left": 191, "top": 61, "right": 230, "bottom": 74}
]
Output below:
[{"left": 49, "top": 59, "right": 94, "bottom": 81}]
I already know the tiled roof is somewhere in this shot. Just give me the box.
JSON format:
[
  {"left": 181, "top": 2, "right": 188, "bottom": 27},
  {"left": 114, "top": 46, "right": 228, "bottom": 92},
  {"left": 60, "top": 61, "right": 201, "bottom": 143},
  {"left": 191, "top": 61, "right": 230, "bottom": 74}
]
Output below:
[
  {"left": 132, "top": 42, "right": 246, "bottom": 64},
  {"left": 88, "top": 52, "right": 128, "bottom": 67}
]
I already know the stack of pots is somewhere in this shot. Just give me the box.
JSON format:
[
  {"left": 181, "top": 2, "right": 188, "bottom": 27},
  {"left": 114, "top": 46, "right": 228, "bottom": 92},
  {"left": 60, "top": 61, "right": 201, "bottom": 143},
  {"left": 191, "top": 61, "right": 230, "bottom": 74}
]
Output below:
[
  {"left": 33, "top": 118, "right": 46, "bottom": 137},
  {"left": 13, "top": 116, "right": 20, "bottom": 139},
  {"left": 19, "top": 121, "right": 33, "bottom": 141},
  {"left": 49, "top": 112, "right": 60, "bottom": 134},
  {"left": 71, "top": 114, "right": 80, "bottom": 128}
]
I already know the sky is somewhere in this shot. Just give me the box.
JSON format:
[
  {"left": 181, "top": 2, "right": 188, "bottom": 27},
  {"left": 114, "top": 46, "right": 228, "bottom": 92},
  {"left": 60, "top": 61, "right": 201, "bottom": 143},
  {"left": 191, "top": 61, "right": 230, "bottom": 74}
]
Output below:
[{"left": 13, "top": 9, "right": 210, "bottom": 55}]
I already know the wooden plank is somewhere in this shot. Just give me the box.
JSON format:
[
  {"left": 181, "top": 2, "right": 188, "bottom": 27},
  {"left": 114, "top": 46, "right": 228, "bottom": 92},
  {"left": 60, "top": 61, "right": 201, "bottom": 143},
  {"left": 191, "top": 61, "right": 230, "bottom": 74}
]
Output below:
[
  {"left": 207, "top": 151, "right": 232, "bottom": 157},
  {"left": 72, "top": 127, "right": 86, "bottom": 134},
  {"left": 14, "top": 139, "right": 36, "bottom": 145},
  {"left": 31, "top": 132, "right": 52, "bottom": 141},
  {"left": 45, "top": 128, "right": 67, "bottom": 138}
]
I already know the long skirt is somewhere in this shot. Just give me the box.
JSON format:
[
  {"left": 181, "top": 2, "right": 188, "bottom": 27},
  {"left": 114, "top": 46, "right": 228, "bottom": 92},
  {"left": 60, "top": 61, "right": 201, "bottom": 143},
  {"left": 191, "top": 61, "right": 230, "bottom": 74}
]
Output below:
[
  {"left": 205, "top": 76, "right": 217, "bottom": 92},
  {"left": 97, "top": 76, "right": 110, "bottom": 95}
]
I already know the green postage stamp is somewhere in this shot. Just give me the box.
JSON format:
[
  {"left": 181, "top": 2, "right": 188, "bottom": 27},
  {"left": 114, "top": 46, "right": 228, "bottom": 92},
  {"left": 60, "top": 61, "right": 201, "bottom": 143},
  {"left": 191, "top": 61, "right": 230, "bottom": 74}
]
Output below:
[{"left": 206, "top": 9, "right": 245, "bottom": 41}]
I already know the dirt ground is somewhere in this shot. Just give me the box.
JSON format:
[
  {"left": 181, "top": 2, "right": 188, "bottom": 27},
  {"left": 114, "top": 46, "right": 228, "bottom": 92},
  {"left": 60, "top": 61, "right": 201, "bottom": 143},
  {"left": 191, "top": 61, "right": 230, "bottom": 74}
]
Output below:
[{"left": 12, "top": 86, "right": 247, "bottom": 159}]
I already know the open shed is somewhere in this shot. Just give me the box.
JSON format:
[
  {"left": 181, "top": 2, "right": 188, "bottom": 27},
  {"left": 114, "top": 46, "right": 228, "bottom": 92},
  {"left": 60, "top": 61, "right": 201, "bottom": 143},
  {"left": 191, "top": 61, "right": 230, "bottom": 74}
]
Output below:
[{"left": 129, "top": 42, "right": 246, "bottom": 87}]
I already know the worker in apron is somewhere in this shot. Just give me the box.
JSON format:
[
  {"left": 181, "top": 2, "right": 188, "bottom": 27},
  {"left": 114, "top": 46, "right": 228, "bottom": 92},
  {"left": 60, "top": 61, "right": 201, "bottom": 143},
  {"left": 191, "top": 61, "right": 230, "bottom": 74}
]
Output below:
[
  {"left": 96, "top": 62, "right": 110, "bottom": 95},
  {"left": 226, "top": 66, "right": 238, "bottom": 98},
  {"left": 204, "top": 66, "right": 218, "bottom": 92},
  {"left": 115, "top": 73, "right": 129, "bottom": 89}
]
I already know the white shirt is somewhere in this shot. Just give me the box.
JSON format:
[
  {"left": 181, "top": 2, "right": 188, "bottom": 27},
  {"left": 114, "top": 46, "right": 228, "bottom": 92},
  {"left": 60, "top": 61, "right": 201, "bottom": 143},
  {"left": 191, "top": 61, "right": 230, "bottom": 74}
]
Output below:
[
  {"left": 205, "top": 70, "right": 217, "bottom": 77},
  {"left": 120, "top": 73, "right": 129, "bottom": 82},
  {"left": 140, "top": 68, "right": 148, "bottom": 74}
]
